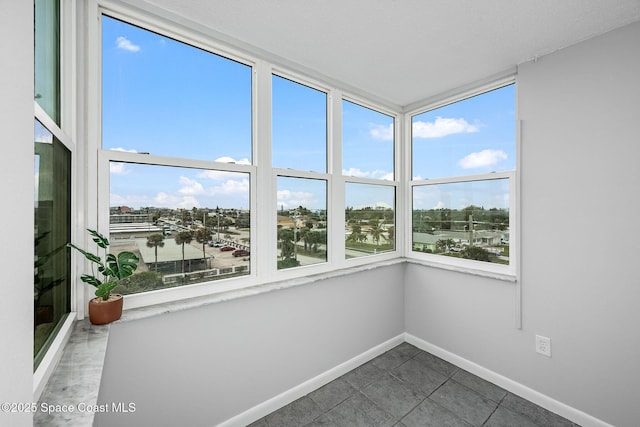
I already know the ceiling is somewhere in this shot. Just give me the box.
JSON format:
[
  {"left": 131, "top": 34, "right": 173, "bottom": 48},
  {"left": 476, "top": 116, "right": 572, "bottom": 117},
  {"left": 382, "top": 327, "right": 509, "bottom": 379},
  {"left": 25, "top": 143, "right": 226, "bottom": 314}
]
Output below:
[{"left": 132, "top": 0, "right": 640, "bottom": 109}]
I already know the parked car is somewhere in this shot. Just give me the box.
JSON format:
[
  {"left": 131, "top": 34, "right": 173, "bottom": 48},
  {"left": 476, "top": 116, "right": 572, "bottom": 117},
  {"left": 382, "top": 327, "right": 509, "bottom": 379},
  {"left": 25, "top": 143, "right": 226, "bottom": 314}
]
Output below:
[
  {"left": 220, "top": 246, "right": 235, "bottom": 251},
  {"left": 208, "top": 240, "right": 223, "bottom": 247},
  {"left": 232, "top": 249, "right": 250, "bottom": 257}
]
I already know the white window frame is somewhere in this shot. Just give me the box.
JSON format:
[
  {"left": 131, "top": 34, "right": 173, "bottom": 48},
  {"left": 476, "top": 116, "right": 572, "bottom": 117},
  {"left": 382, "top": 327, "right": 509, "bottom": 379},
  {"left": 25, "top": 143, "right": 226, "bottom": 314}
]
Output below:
[
  {"left": 90, "top": 3, "right": 260, "bottom": 308},
  {"left": 97, "top": 152, "right": 258, "bottom": 309},
  {"left": 86, "top": 1, "right": 405, "bottom": 309},
  {"left": 406, "top": 78, "right": 518, "bottom": 279},
  {"left": 340, "top": 95, "right": 401, "bottom": 263},
  {"left": 33, "top": 0, "right": 79, "bottom": 400},
  {"left": 270, "top": 70, "right": 334, "bottom": 280}
]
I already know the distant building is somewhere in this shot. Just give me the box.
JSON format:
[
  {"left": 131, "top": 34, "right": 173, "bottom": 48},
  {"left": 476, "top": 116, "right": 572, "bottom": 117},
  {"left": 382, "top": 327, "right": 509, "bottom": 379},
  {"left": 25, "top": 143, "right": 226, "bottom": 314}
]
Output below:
[
  {"left": 109, "top": 223, "right": 163, "bottom": 240},
  {"left": 110, "top": 213, "right": 152, "bottom": 224}
]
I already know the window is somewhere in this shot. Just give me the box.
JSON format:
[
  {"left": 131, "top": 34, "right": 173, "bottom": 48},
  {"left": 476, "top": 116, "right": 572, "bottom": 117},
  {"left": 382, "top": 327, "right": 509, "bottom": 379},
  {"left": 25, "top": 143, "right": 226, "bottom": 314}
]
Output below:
[
  {"left": 34, "top": 120, "right": 71, "bottom": 369},
  {"left": 411, "top": 83, "right": 515, "bottom": 271},
  {"left": 345, "top": 183, "right": 395, "bottom": 258},
  {"left": 412, "top": 85, "right": 515, "bottom": 180},
  {"left": 35, "top": 0, "right": 60, "bottom": 124},
  {"left": 342, "top": 99, "right": 397, "bottom": 259},
  {"left": 412, "top": 179, "right": 510, "bottom": 260},
  {"left": 272, "top": 75, "right": 327, "bottom": 172},
  {"left": 342, "top": 100, "right": 394, "bottom": 181},
  {"left": 102, "top": 16, "right": 252, "bottom": 163},
  {"left": 108, "top": 162, "right": 251, "bottom": 293},
  {"left": 101, "top": 15, "right": 254, "bottom": 294},
  {"left": 272, "top": 74, "right": 329, "bottom": 270},
  {"left": 276, "top": 176, "right": 327, "bottom": 269},
  {"left": 34, "top": 0, "right": 72, "bottom": 370}
]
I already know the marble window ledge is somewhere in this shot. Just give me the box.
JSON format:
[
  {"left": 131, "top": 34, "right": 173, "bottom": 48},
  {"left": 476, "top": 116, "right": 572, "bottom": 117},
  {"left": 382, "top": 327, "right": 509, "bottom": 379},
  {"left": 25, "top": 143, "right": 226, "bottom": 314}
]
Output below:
[
  {"left": 34, "top": 259, "right": 404, "bottom": 426},
  {"left": 34, "top": 319, "right": 110, "bottom": 427}
]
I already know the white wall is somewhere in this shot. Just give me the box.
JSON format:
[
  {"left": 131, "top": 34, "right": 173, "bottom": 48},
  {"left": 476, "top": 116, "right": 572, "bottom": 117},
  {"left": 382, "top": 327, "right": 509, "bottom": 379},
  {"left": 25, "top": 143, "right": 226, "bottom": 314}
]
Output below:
[
  {"left": 0, "top": 2, "right": 35, "bottom": 426},
  {"left": 96, "top": 264, "right": 405, "bottom": 426},
  {"left": 406, "top": 21, "right": 640, "bottom": 427}
]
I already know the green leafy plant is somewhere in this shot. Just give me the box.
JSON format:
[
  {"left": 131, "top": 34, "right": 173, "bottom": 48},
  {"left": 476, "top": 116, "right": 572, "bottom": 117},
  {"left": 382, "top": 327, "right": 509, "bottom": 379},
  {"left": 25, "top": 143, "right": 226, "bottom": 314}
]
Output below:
[{"left": 67, "top": 229, "right": 139, "bottom": 301}]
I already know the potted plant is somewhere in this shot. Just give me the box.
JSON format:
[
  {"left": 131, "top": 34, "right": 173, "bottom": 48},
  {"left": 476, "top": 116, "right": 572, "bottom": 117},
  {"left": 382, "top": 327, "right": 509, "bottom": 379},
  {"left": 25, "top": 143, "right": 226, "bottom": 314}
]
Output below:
[{"left": 68, "top": 229, "right": 139, "bottom": 325}]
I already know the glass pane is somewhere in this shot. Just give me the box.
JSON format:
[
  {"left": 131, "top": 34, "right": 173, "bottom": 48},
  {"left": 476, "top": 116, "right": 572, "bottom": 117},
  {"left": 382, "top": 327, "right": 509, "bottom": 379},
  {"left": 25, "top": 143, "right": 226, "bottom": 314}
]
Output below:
[
  {"left": 102, "top": 16, "right": 252, "bottom": 163},
  {"left": 35, "top": 0, "right": 60, "bottom": 124},
  {"left": 412, "top": 84, "right": 515, "bottom": 180},
  {"left": 34, "top": 119, "right": 71, "bottom": 369},
  {"left": 276, "top": 177, "right": 327, "bottom": 269},
  {"left": 272, "top": 75, "right": 327, "bottom": 172},
  {"left": 109, "top": 162, "right": 250, "bottom": 293},
  {"left": 342, "top": 100, "right": 394, "bottom": 180},
  {"left": 412, "top": 179, "right": 510, "bottom": 264},
  {"left": 345, "top": 183, "right": 395, "bottom": 258}
]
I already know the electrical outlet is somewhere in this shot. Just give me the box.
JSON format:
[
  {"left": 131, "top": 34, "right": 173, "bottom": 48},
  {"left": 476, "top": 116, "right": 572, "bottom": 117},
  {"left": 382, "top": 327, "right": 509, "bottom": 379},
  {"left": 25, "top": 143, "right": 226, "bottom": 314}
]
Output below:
[{"left": 535, "top": 335, "right": 551, "bottom": 357}]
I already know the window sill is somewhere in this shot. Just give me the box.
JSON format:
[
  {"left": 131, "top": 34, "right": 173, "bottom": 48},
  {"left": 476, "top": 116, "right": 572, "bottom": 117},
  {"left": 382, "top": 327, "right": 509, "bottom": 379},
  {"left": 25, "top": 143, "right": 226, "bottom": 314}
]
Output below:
[
  {"left": 34, "top": 318, "right": 110, "bottom": 427},
  {"left": 405, "top": 257, "right": 517, "bottom": 282},
  {"left": 33, "top": 256, "right": 514, "bottom": 425},
  {"left": 117, "top": 257, "right": 405, "bottom": 323},
  {"left": 33, "top": 258, "right": 404, "bottom": 425}
]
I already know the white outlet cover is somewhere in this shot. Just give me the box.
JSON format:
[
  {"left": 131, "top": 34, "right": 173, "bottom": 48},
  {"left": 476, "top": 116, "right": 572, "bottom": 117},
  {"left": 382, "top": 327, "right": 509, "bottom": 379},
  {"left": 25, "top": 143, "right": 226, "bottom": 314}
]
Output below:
[{"left": 536, "top": 335, "right": 551, "bottom": 357}]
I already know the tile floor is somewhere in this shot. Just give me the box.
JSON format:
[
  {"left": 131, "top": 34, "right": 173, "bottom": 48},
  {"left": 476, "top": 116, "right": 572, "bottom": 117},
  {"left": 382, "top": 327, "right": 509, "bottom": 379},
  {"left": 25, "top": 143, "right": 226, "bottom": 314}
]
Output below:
[{"left": 249, "top": 342, "right": 579, "bottom": 427}]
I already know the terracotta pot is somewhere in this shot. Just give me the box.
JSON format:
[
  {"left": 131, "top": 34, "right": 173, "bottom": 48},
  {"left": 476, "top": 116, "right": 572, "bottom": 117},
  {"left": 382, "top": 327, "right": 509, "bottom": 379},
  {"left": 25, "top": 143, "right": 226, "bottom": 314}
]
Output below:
[{"left": 88, "top": 294, "right": 123, "bottom": 325}]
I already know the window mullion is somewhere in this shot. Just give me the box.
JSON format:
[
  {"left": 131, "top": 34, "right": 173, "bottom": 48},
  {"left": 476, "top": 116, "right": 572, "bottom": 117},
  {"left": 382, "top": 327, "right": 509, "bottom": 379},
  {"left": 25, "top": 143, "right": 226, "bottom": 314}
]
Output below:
[
  {"left": 255, "top": 60, "right": 277, "bottom": 280},
  {"left": 330, "top": 90, "right": 345, "bottom": 265}
]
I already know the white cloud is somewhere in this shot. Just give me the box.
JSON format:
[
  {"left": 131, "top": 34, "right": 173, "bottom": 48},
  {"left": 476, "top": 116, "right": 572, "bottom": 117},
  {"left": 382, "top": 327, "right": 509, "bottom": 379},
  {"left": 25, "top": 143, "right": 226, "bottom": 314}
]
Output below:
[
  {"left": 369, "top": 123, "right": 394, "bottom": 141},
  {"left": 458, "top": 149, "right": 507, "bottom": 169},
  {"left": 196, "top": 157, "right": 252, "bottom": 181},
  {"left": 177, "top": 196, "right": 200, "bottom": 210},
  {"left": 214, "top": 156, "right": 250, "bottom": 165},
  {"left": 178, "top": 176, "right": 205, "bottom": 195},
  {"left": 116, "top": 36, "right": 140, "bottom": 52},
  {"left": 433, "top": 201, "right": 446, "bottom": 210},
  {"left": 342, "top": 167, "right": 393, "bottom": 181},
  {"left": 109, "top": 147, "right": 138, "bottom": 153},
  {"left": 110, "top": 162, "right": 131, "bottom": 175},
  {"left": 198, "top": 170, "right": 248, "bottom": 182},
  {"left": 110, "top": 192, "right": 149, "bottom": 206},
  {"left": 277, "top": 189, "right": 316, "bottom": 210},
  {"left": 207, "top": 178, "right": 250, "bottom": 196},
  {"left": 154, "top": 192, "right": 174, "bottom": 206},
  {"left": 147, "top": 176, "right": 249, "bottom": 210},
  {"left": 412, "top": 117, "right": 479, "bottom": 139},
  {"left": 152, "top": 192, "right": 200, "bottom": 209}
]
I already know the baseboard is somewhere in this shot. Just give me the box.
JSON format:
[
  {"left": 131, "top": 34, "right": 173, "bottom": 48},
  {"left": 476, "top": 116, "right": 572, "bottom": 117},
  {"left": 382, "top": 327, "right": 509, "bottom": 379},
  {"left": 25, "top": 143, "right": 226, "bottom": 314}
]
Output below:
[
  {"left": 404, "top": 333, "right": 614, "bottom": 427},
  {"left": 218, "top": 333, "right": 405, "bottom": 427}
]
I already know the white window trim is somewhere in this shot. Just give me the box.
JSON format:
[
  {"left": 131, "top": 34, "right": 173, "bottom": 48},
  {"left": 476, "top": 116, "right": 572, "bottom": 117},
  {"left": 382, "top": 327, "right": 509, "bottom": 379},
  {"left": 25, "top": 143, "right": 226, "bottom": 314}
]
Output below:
[
  {"left": 97, "top": 151, "right": 259, "bottom": 310},
  {"left": 409, "top": 172, "right": 517, "bottom": 277},
  {"left": 270, "top": 70, "right": 333, "bottom": 278},
  {"left": 33, "top": 0, "right": 79, "bottom": 400},
  {"left": 84, "top": 0, "right": 518, "bottom": 313},
  {"left": 405, "top": 78, "right": 519, "bottom": 279},
  {"left": 340, "top": 96, "right": 403, "bottom": 264}
]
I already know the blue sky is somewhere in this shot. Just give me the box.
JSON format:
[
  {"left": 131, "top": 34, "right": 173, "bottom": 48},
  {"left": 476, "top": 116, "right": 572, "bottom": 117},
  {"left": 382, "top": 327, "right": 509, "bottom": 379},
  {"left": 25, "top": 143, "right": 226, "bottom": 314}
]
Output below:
[
  {"left": 103, "top": 16, "right": 514, "bottom": 213},
  {"left": 412, "top": 85, "right": 515, "bottom": 181}
]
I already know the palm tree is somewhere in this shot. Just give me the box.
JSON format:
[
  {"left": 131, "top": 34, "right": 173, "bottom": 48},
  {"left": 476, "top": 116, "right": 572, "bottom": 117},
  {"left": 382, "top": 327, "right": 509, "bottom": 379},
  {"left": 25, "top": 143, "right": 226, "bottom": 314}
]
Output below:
[
  {"left": 368, "top": 219, "right": 384, "bottom": 245},
  {"left": 194, "top": 227, "right": 212, "bottom": 267},
  {"left": 347, "top": 224, "right": 364, "bottom": 243},
  {"left": 174, "top": 231, "right": 194, "bottom": 274},
  {"left": 386, "top": 226, "right": 395, "bottom": 244},
  {"left": 277, "top": 228, "right": 295, "bottom": 260},
  {"left": 146, "top": 233, "right": 165, "bottom": 271},
  {"left": 436, "top": 238, "right": 455, "bottom": 253}
]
